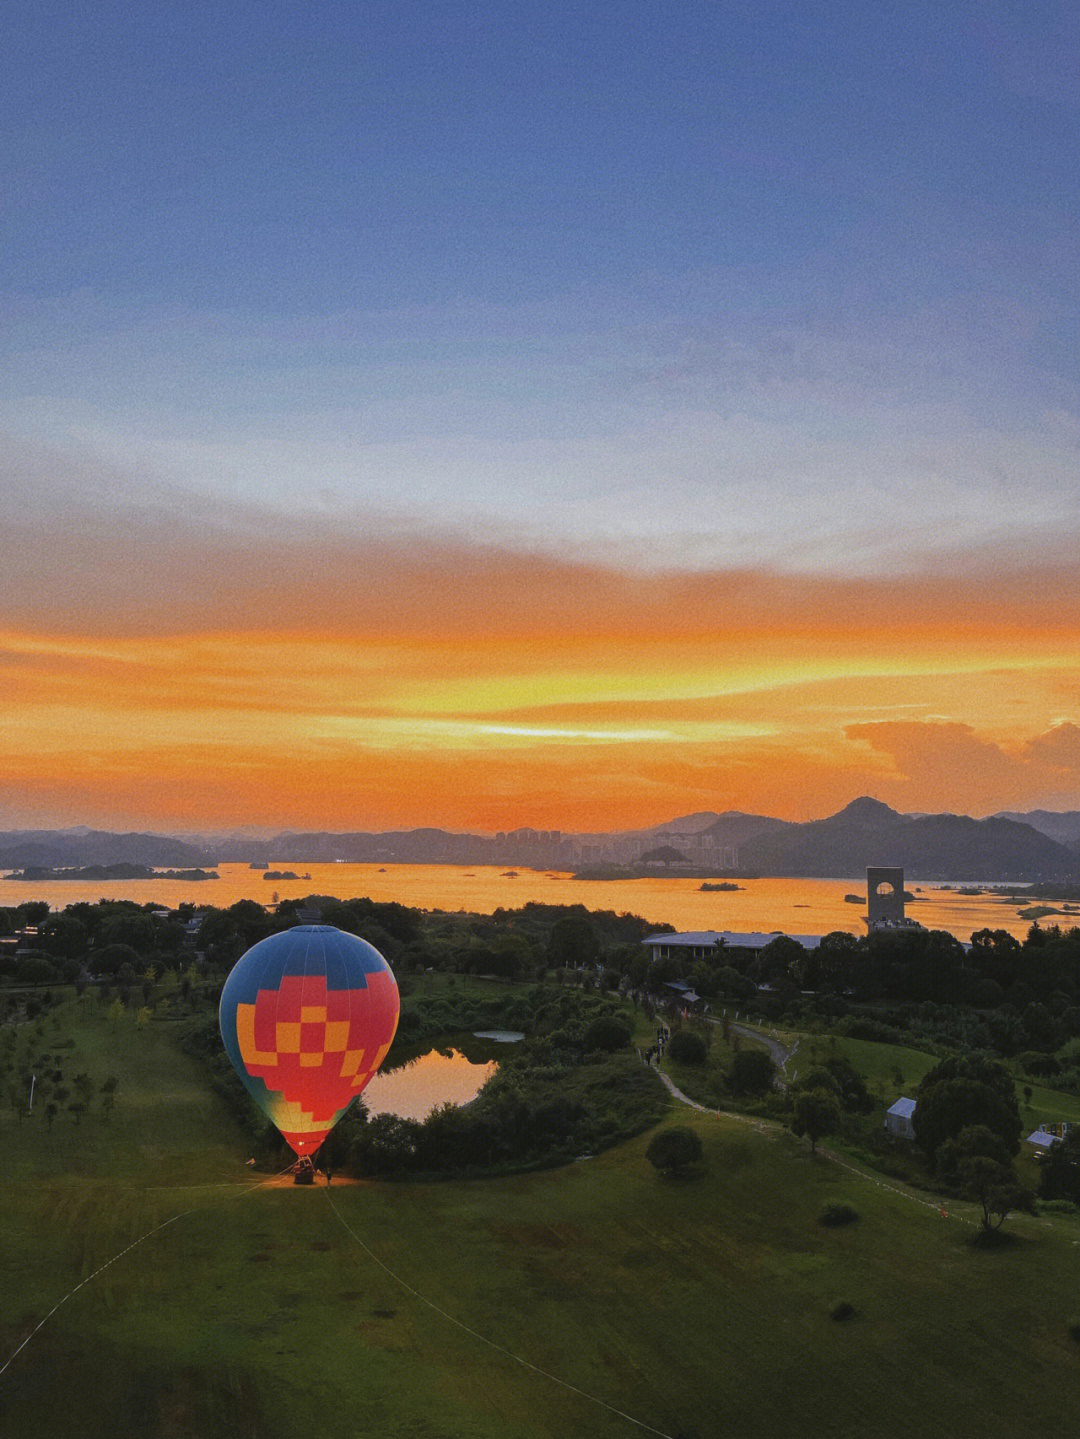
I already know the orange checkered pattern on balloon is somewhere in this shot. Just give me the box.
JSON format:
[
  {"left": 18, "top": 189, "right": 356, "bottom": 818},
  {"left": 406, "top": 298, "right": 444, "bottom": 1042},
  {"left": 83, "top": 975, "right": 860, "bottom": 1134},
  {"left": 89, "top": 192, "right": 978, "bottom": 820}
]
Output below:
[{"left": 235, "top": 972, "right": 398, "bottom": 1123}]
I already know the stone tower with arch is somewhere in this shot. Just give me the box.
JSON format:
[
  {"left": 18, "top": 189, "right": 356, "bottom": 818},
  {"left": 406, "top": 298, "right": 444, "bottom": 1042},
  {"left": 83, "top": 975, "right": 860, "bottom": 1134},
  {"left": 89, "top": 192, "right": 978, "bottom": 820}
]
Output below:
[{"left": 866, "top": 867, "right": 906, "bottom": 927}]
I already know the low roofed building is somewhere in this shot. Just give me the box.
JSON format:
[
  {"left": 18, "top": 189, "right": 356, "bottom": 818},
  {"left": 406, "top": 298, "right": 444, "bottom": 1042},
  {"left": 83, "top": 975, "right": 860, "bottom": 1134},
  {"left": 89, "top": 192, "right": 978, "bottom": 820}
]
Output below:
[{"left": 885, "top": 1097, "right": 917, "bottom": 1139}]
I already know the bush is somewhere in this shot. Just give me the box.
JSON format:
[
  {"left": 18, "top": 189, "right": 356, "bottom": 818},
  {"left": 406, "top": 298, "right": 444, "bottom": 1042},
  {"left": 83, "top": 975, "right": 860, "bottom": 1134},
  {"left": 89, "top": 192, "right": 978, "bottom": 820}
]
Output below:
[
  {"left": 818, "top": 1204, "right": 859, "bottom": 1227},
  {"left": 1019, "top": 1050, "right": 1060, "bottom": 1077},
  {"left": 729, "top": 1048, "right": 776, "bottom": 1095},
  {"left": 1067, "top": 1319, "right": 1080, "bottom": 1344},
  {"left": 646, "top": 1126, "right": 703, "bottom": 1176},
  {"left": 667, "top": 1030, "right": 707, "bottom": 1066},
  {"left": 1037, "top": 1199, "right": 1078, "bottom": 1215},
  {"left": 582, "top": 1016, "right": 631, "bottom": 1053},
  {"left": 830, "top": 1302, "right": 856, "bottom": 1322}
]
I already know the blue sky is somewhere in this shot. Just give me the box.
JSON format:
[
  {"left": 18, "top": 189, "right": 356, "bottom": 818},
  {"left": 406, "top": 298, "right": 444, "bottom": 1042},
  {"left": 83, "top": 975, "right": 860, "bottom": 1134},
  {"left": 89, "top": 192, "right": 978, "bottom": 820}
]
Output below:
[{"left": 3, "top": 1, "right": 1079, "bottom": 575}]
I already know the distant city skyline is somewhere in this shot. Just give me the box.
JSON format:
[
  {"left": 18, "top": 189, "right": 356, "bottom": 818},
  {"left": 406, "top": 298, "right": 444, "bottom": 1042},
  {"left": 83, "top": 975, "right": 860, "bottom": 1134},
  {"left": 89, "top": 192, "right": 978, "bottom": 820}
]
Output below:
[{"left": 3, "top": 4, "right": 1079, "bottom": 830}]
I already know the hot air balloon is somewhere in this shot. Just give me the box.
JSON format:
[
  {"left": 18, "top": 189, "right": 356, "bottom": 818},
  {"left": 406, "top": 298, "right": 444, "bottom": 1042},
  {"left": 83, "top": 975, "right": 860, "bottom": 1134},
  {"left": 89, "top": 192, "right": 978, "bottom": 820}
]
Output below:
[{"left": 219, "top": 925, "right": 399, "bottom": 1159}]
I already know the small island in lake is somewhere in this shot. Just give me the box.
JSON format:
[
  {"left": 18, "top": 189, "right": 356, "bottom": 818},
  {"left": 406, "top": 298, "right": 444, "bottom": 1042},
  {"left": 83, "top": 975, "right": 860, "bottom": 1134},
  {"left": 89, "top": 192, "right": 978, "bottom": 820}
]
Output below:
[
  {"left": 5, "top": 863, "right": 219, "bottom": 882},
  {"left": 263, "top": 870, "right": 309, "bottom": 881},
  {"left": 699, "top": 881, "right": 742, "bottom": 891}
]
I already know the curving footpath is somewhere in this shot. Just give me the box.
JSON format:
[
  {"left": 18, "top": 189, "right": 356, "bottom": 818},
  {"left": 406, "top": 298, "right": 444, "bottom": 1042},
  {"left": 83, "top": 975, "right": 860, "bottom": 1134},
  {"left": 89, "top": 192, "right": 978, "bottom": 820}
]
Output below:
[{"left": 654, "top": 1023, "right": 992, "bottom": 1230}]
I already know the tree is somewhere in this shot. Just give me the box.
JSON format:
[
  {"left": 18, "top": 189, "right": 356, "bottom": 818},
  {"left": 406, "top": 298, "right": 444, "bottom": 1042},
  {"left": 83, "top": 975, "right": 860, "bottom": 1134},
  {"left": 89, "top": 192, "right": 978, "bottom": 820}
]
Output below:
[
  {"left": 754, "top": 935, "right": 807, "bottom": 989},
  {"left": 14, "top": 953, "right": 57, "bottom": 985},
  {"left": 1040, "top": 1128, "right": 1080, "bottom": 1204},
  {"left": 729, "top": 1048, "right": 776, "bottom": 1095},
  {"left": 815, "top": 931, "right": 860, "bottom": 992},
  {"left": 791, "top": 1091, "right": 841, "bottom": 1155},
  {"left": 667, "top": 1030, "right": 707, "bottom": 1066},
  {"left": 958, "top": 1155, "right": 1035, "bottom": 1234},
  {"left": 99, "top": 912, "right": 156, "bottom": 952},
  {"left": 89, "top": 943, "right": 140, "bottom": 978},
  {"left": 547, "top": 913, "right": 601, "bottom": 970},
  {"left": 912, "top": 1054, "right": 1021, "bottom": 1167},
  {"left": 796, "top": 1066, "right": 841, "bottom": 1097},
  {"left": 583, "top": 1016, "right": 631, "bottom": 1052},
  {"left": 937, "top": 1123, "right": 1013, "bottom": 1182},
  {"left": 41, "top": 914, "right": 88, "bottom": 961},
  {"left": 646, "top": 1126, "right": 703, "bottom": 1176}
]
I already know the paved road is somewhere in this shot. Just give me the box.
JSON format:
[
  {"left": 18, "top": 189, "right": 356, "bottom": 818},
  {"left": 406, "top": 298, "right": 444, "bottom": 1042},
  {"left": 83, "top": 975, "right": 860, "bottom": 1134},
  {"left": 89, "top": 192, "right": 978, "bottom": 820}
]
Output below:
[{"left": 728, "top": 1022, "right": 793, "bottom": 1072}]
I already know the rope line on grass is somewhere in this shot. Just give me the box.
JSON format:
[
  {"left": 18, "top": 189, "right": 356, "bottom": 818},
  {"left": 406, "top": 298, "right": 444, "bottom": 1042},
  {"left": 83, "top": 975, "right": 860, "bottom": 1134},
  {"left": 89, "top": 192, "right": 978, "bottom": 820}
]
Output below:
[
  {"left": 320, "top": 1185, "right": 678, "bottom": 1439},
  {"left": 0, "top": 1165, "right": 293, "bottom": 1380}
]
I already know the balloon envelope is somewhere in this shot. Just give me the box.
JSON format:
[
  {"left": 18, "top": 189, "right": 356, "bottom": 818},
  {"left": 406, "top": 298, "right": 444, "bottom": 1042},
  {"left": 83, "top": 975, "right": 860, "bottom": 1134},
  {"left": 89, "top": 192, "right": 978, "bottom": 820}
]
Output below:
[{"left": 219, "top": 925, "right": 399, "bottom": 1155}]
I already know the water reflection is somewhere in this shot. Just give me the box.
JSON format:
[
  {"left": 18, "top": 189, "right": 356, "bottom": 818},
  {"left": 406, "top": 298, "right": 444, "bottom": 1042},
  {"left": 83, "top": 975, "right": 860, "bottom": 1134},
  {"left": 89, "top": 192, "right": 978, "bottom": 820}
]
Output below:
[
  {"left": 362, "top": 1041, "right": 498, "bottom": 1122},
  {"left": 0, "top": 862, "right": 1064, "bottom": 940}
]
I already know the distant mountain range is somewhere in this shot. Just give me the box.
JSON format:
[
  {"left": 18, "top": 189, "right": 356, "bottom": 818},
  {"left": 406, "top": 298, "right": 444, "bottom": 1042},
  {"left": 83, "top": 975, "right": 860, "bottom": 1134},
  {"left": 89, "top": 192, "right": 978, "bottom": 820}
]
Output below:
[
  {"left": 994, "top": 810, "right": 1080, "bottom": 848},
  {"left": 726, "top": 797, "right": 1077, "bottom": 881},
  {"left": 2, "top": 800, "right": 1078, "bottom": 883},
  {"left": 0, "top": 830, "right": 215, "bottom": 871}
]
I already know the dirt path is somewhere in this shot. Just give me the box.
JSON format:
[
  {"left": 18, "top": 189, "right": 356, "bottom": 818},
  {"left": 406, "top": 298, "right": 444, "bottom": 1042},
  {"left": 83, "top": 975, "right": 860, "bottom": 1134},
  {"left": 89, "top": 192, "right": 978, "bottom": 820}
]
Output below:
[{"left": 652, "top": 1047, "right": 992, "bottom": 1230}]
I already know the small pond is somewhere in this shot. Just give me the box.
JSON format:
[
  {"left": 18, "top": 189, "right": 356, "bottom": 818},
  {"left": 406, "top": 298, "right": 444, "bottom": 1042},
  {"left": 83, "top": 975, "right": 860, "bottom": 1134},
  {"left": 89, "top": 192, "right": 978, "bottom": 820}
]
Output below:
[{"left": 362, "top": 1030, "right": 522, "bottom": 1122}]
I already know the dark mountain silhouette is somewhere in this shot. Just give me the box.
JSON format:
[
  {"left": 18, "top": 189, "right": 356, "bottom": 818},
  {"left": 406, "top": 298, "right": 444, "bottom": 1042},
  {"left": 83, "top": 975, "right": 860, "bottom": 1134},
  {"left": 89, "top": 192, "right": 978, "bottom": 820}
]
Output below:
[
  {"left": 700, "top": 810, "right": 789, "bottom": 849},
  {"left": 644, "top": 812, "right": 722, "bottom": 835},
  {"left": 738, "top": 798, "right": 1076, "bottom": 881},
  {"left": 0, "top": 830, "right": 214, "bottom": 870},
  {"left": 5, "top": 799, "right": 1079, "bottom": 881},
  {"left": 995, "top": 810, "right": 1080, "bottom": 849}
]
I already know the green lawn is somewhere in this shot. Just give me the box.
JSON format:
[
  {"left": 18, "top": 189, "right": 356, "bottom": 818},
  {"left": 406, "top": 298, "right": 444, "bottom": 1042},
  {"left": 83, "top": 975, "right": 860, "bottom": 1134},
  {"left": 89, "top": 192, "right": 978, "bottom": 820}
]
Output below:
[
  {"left": 787, "top": 1031, "right": 1080, "bottom": 1129},
  {"left": 5, "top": 1000, "right": 1080, "bottom": 1439}
]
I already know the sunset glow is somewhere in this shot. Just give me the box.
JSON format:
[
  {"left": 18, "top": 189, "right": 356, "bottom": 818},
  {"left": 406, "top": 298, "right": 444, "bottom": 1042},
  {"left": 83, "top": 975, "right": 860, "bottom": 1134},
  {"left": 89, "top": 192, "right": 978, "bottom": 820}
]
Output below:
[
  {"left": 4, "top": 5, "right": 1079, "bottom": 835},
  {"left": 4, "top": 534, "right": 1080, "bottom": 830}
]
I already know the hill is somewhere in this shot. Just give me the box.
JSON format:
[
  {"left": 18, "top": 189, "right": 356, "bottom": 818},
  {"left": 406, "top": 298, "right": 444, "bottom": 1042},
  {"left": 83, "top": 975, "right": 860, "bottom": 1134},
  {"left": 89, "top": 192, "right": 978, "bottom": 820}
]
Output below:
[
  {"left": 738, "top": 797, "right": 1077, "bottom": 880},
  {"left": 996, "top": 810, "right": 1080, "bottom": 849},
  {"left": 0, "top": 829, "right": 215, "bottom": 870},
  {"left": 6, "top": 995, "right": 1080, "bottom": 1438}
]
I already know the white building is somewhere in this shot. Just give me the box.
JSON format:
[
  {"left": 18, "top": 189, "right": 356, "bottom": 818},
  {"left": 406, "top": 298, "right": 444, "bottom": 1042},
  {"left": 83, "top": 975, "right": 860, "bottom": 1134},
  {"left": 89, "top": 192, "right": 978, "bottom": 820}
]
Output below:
[
  {"left": 885, "top": 1097, "right": 917, "bottom": 1139},
  {"left": 642, "top": 930, "right": 823, "bottom": 962}
]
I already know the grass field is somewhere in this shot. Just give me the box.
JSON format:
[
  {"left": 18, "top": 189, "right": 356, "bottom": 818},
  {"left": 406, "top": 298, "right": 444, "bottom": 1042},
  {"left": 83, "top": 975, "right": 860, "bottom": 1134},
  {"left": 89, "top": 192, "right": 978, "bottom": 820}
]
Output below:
[{"left": 4, "top": 999, "right": 1080, "bottom": 1439}]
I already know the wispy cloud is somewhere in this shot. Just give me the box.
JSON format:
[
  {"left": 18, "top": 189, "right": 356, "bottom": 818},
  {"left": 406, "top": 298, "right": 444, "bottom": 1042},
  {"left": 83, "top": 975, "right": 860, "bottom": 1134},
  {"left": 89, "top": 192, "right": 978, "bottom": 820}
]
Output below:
[{"left": 3, "top": 435, "right": 1080, "bottom": 829}]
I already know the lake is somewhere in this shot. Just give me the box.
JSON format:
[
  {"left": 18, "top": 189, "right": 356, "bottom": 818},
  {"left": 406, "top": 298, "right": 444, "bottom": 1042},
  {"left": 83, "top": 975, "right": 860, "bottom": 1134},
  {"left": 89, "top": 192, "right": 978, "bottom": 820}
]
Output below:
[
  {"left": 0, "top": 861, "right": 1062, "bottom": 940},
  {"left": 362, "top": 1033, "right": 513, "bottom": 1120}
]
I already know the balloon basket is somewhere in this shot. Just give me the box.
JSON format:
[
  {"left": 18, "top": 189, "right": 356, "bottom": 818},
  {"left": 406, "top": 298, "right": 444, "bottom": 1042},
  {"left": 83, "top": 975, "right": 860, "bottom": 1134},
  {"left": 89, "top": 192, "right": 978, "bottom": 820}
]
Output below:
[{"left": 291, "top": 1156, "right": 317, "bottom": 1185}]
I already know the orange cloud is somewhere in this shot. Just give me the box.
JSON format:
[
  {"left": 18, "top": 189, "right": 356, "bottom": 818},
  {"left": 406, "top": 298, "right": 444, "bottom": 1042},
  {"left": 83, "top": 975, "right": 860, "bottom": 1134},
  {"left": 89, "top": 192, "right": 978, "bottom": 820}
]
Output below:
[{"left": 4, "top": 472, "right": 1080, "bottom": 829}]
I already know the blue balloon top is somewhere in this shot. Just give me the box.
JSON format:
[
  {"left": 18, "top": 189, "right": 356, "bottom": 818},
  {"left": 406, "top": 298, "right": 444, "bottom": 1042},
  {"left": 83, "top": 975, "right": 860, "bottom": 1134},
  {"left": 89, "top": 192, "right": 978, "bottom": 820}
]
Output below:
[{"left": 220, "top": 924, "right": 392, "bottom": 1009}]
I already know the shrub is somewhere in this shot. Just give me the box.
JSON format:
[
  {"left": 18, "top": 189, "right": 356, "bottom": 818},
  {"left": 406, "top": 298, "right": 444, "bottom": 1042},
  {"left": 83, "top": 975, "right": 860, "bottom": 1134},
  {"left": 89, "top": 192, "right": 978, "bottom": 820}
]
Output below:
[
  {"left": 667, "top": 1030, "right": 707, "bottom": 1066},
  {"left": 729, "top": 1048, "right": 776, "bottom": 1095},
  {"left": 1067, "top": 1319, "right": 1080, "bottom": 1344},
  {"left": 583, "top": 1016, "right": 632, "bottom": 1052},
  {"left": 1019, "top": 1050, "right": 1060, "bottom": 1077},
  {"left": 819, "top": 1204, "right": 859, "bottom": 1227},
  {"left": 830, "top": 1302, "right": 856, "bottom": 1322},
  {"left": 646, "top": 1126, "right": 703, "bottom": 1176}
]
